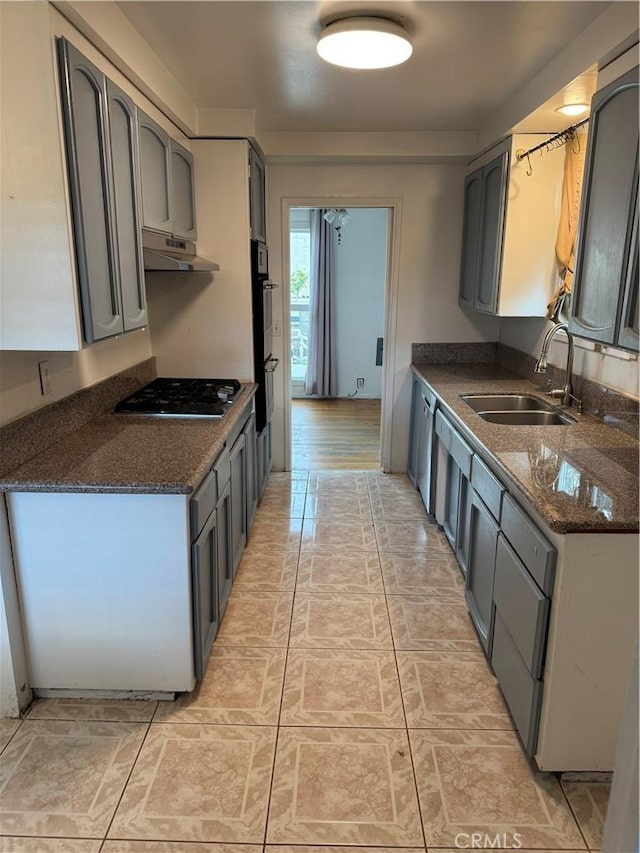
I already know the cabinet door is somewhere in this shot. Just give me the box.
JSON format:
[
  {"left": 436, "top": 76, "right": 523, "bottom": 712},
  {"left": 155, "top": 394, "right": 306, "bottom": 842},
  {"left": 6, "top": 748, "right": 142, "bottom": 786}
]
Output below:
[
  {"left": 570, "top": 67, "right": 639, "bottom": 344},
  {"left": 171, "top": 141, "right": 197, "bottom": 240},
  {"left": 58, "top": 40, "right": 123, "bottom": 343},
  {"left": 407, "top": 377, "right": 422, "bottom": 486},
  {"left": 216, "top": 482, "right": 233, "bottom": 617},
  {"left": 229, "top": 432, "right": 247, "bottom": 574},
  {"left": 249, "top": 145, "right": 266, "bottom": 243},
  {"left": 138, "top": 111, "right": 172, "bottom": 234},
  {"left": 459, "top": 168, "right": 482, "bottom": 309},
  {"left": 475, "top": 152, "right": 508, "bottom": 313},
  {"left": 465, "top": 490, "right": 499, "bottom": 655},
  {"left": 443, "top": 458, "right": 461, "bottom": 551},
  {"left": 617, "top": 169, "right": 639, "bottom": 351},
  {"left": 106, "top": 81, "right": 147, "bottom": 332},
  {"left": 456, "top": 473, "right": 472, "bottom": 578},
  {"left": 192, "top": 508, "right": 219, "bottom": 680},
  {"left": 244, "top": 412, "right": 258, "bottom": 535}
]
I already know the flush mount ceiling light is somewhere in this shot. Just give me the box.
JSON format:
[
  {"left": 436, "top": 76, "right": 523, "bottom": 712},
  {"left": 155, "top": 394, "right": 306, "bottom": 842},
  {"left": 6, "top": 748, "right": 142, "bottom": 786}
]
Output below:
[
  {"left": 555, "top": 103, "right": 589, "bottom": 117},
  {"left": 317, "top": 17, "right": 412, "bottom": 69}
]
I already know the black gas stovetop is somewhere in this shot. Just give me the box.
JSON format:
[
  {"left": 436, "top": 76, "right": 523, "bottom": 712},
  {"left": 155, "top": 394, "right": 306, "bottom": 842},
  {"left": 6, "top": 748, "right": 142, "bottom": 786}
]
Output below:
[{"left": 115, "top": 378, "right": 242, "bottom": 418}]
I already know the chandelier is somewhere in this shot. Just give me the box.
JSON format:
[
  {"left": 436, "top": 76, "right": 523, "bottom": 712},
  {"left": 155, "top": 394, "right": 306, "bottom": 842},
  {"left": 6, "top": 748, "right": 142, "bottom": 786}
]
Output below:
[{"left": 323, "top": 208, "right": 351, "bottom": 244}]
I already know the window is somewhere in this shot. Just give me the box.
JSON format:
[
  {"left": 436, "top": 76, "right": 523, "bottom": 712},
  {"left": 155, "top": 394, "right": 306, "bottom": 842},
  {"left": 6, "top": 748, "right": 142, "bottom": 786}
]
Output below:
[{"left": 290, "top": 208, "right": 311, "bottom": 383}]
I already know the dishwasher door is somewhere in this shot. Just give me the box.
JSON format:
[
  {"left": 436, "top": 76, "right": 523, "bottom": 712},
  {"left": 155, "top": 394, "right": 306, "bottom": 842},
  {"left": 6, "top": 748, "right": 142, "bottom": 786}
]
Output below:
[{"left": 416, "top": 389, "right": 435, "bottom": 516}]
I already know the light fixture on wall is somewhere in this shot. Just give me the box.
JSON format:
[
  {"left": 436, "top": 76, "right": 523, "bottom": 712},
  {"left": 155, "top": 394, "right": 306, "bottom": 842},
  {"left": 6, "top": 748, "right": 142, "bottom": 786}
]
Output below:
[
  {"left": 316, "top": 17, "right": 412, "bottom": 70},
  {"left": 555, "top": 103, "right": 589, "bottom": 117},
  {"left": 323, "top": 208, "right": 351, "bottom": 244}
]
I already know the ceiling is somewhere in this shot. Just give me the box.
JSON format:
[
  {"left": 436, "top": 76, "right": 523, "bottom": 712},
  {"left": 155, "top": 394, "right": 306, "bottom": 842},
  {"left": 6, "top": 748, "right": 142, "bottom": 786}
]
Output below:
[{"left": 116, "top": 0, "right": 614, "bottom": 133}]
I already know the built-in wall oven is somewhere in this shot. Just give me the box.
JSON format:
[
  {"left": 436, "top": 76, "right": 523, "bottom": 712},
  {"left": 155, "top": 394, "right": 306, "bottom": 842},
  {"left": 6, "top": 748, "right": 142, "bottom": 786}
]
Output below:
[{"left": 250, "top": 240, "right": 279, "bottom": 432}]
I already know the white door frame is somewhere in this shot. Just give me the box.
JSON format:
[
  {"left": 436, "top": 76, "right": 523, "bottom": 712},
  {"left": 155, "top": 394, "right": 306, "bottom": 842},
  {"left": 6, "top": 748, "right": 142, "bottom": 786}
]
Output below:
[{"left": 280, "top": 196, "right": 403, "bottom": 472}]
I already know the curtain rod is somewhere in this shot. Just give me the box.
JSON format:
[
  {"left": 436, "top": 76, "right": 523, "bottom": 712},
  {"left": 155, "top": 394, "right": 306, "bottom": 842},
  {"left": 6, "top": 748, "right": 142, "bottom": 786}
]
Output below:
[{"left": 516, "top": 116, "right": 590, "bottom": 163}]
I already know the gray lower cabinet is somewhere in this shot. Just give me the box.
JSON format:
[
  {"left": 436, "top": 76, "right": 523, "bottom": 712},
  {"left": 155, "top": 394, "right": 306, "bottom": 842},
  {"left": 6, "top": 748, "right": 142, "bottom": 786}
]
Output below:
[
  {"left": 191, "top": 492, "right": 219, "bottom": 682},
  {"left": 230, "top": 431, "right": 247, "bottom": 574},
  {"left": 190, "top": 447, "right": 231, "bottom": 679},
  {"left": 465, "top": 488, "right": 500, "bottom": 654},
  {"left": 245, "top": 411, "right": 258, "bottom": 534},
  {"left": 58, "top": 39, "right": 146, "bottom": 344},
  {"left": 257, "top": 421, "right": 272, "bottom": 503},
  {"left": 570, "top": 65, "right": 639, "bottom": 352},
  {"left": 491, "top": 521, "right": 555, "bottom": 757},
  {"left": 215, "top": 481, "right": 233, "bottom": 615},
  {"left": 443, "top": 422, "right": 473, "bottom": 552},
  {"left": 408, "top": 376, "right": 436, "bottom": 516},
  {"left": 407, "top": 377, "right": 422, "bottom": 486}
]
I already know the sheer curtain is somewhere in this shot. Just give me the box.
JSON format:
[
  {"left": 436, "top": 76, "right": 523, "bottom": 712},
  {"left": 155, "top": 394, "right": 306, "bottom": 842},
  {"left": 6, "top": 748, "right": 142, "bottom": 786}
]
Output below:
[{"left": 305, "top": 209, "right": 337, "bottom": 396}]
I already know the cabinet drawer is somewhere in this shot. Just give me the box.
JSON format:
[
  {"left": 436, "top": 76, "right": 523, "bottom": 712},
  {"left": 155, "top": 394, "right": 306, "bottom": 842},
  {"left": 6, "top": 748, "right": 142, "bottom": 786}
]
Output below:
[
  {"left": 449, "top": 427, "right": 473, "bottom": 479},
  {"left": 493, "top": 536, "right": 549, "bottom": 677},
  {"left": 191, "top": 468, "right": 217, "bottom": 537},
  {"left": 491, "top": 610, "right": 543, "bottom": 757},
  {"left": 213, "top": 447, "right": 231, "bottom": 492},
  {"left": 471, "top": 455, "right": 503, "bottom": 520},
  {"left": 501, "top": 493, "right": 555, "bottom": 594}
]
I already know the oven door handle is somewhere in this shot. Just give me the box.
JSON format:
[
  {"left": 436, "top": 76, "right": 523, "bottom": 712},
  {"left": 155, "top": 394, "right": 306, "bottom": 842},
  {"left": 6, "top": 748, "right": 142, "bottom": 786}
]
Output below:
[
  {"left": 263, "top": 280, "right": 279, "bottom": 290},
  {"left": 264, "top": 357, "right": 280, "bottom": 373}
]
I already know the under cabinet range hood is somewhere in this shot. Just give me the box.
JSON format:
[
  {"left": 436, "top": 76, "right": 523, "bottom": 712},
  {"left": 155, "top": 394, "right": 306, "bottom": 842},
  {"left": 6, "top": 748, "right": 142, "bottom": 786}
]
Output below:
[{"left": 142, "top": 231, "right": 220, "bottom": 272}]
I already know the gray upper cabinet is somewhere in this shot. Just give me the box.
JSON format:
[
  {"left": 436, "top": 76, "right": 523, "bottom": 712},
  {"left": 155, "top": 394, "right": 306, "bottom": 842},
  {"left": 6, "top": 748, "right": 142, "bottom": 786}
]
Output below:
[
  {"left": 618, "top": 179, "right": 639, "bottom": 350},
  {"left": 476, "top": 154, "right": 508, "bottom": 312},
  {"left": 171, "top": 141, "right": 197, "bottom": 240},
  {"left": 106, "top": 81, "right": 147, "bottom": 332},
  {"left": 249, "top": 145, "right": 266, "bottom": 243},
  {"left": 458, "top": 151, "right": 508, "bottom": 314},
  {"left": 459, "top": 170, "right": 482, "bottom": 309},
  {"left": 138, "top": 111, "right": 172, "bottom": 234},
  {"left": 59, "top": 39, "right": 146, "bottom": 344},
  {"left": 58, "top": 40, "right": 122, "bottom": 343},
  {"left": 570, "top": 66, "right": 639, "bottom": 352}
]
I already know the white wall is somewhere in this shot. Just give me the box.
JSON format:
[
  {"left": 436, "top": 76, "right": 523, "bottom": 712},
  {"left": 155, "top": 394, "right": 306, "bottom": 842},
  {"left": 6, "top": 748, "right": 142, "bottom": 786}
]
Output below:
[
  {"left": 147, "top": 139, "right": 255, "bottom": 382},
  {"left": 267, "top": 163, "right": 500, "bottom": 473},
  {"left": 499, "top": 318, "right": 639, "bottom": 399},
  {"left": 334, "top": 208, "right": 387, "bottom": 398}
]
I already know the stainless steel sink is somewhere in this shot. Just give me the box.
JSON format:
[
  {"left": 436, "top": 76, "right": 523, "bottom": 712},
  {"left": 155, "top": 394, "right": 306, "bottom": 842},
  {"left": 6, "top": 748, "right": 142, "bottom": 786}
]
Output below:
[
  {"left": 461, "top": 394, "right": 556, "bottom": 412},
  {"left": 460, "top": 394, "right": 575, "bottom": 426},
  {"left": 477, "top": 410, "right": 574, "bottom": 426}
]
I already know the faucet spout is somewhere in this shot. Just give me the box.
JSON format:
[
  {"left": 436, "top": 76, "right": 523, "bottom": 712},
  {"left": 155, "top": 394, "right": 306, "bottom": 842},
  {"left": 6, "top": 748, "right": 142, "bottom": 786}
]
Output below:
[{"left": 534, "top": 322, "right": 575, "bottom": 406}]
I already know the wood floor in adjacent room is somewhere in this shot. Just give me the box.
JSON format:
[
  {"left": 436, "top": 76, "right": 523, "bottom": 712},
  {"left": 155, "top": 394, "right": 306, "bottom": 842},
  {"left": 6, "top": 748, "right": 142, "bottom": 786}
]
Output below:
[{"left": 291, "top": 397, "right": 381, "bottom": 470}]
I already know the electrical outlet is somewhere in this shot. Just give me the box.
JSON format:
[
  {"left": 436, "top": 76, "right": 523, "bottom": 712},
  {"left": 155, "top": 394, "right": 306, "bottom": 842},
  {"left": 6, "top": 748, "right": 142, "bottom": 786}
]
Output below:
[
  {"left": 273, "top": 320, "right": 281, "bottom": 337},
  {"left": 38, "top": 361, "right": 52, "bottom": 395},
  {"left": 356, "top": 377, "right": 365, "bottom": 389}
]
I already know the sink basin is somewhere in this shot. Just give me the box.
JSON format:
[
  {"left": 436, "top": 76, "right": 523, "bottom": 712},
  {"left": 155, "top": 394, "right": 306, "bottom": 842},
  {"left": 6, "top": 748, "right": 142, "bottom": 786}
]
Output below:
[
  {"left": 461, "top": 394, "right": 556, "bottom": 413},
  {"left": 476, "top": 410, "right": 574, "bottom": 426}
]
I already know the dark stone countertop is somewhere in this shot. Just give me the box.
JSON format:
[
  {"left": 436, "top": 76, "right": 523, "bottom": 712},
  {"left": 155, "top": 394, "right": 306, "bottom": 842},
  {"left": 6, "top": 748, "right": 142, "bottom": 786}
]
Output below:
[
  {"left": 0, "top": 384, "right": 258, "bottom": 495},
  {"left": 412, "top": 363, "right": 639, "bottom": 534}
]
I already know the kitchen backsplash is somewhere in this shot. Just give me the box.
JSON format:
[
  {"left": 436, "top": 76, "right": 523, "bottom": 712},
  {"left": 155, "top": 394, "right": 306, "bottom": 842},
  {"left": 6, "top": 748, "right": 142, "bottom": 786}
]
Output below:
[
  {"left": 0, "top": 358, "right": 156, "bottom": 478},
  {"left": 412, "top": 341, "right": 639, "bottom": 437}
]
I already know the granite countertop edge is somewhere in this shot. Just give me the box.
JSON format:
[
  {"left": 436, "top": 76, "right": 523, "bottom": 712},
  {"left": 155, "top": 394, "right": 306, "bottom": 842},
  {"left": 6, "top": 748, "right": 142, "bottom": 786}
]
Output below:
[
  {"left": 411, "top": 363, "right": 639, "bottom": 535},
  {"left": 0, "top": 384, "right": 258, "bottom": 496}
]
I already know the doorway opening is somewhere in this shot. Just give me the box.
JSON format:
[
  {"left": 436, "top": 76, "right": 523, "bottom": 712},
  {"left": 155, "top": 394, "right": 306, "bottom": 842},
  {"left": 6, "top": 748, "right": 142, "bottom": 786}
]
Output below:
[{"left": 288, "top": 206, "right": 389, "bottom": 470}]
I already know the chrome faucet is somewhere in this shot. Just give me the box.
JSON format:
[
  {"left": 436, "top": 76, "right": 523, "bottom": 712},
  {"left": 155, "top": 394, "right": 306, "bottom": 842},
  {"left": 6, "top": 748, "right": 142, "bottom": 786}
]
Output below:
[{"left": 534, "top": 322, "right": 582, "bottom": 411}]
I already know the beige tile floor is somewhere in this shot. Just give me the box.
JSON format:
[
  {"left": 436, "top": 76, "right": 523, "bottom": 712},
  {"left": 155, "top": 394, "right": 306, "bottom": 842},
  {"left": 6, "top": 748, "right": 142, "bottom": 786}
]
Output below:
[{"left": 0, "top": 472, "right": 608, "bottom": 851}]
